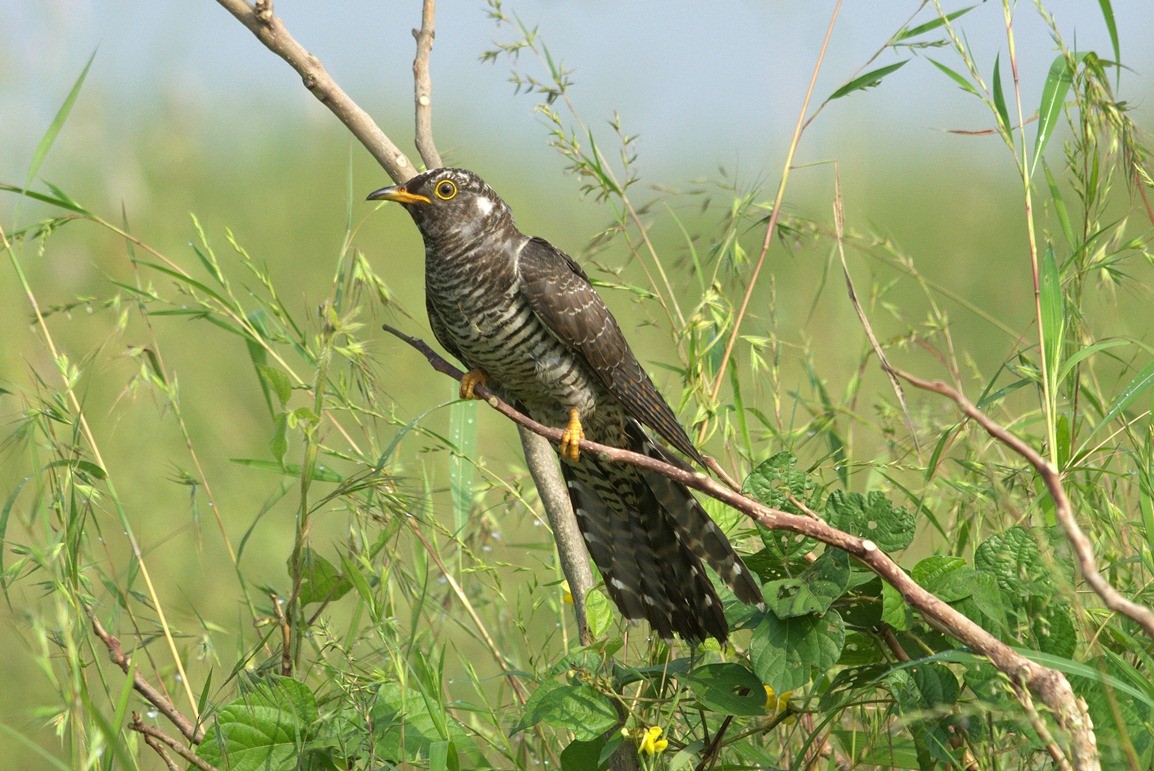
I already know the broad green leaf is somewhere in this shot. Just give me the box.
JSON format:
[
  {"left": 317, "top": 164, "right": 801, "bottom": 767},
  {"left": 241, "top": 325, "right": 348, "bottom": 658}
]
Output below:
[
  {"left": 585, "top": 588, "right": 614, "bottom": 640},
  {"left": 881, "top": 581, "right": 912, "bottom": 631},
  {"left": 974, "top": 526, "right": 1052, "bottom": 597},
  {"left": 448, "top": 399, "right": 478, "bottom": 537},
  {"left": 763, "top": 549, "right": 849, "bottom": 618},
  {"left": 927, "top": 58, "right": 980, "bottom": 97},
  {"left": 428, "top": 740, "right": 460, "bottom": 771},
  {"left": 1032, "top": 54, "right": 1076, "bottom": 174},
  {"left": 743, "top": 451, "right": 821, "bottom": 514},
  {"left": 992, "top": 53, "right": 1011, "bottom": 139},
  {"left": 824, "top": 490, "right": 915, "bottom": 552},
  {"left": 911, "top": 556, "right": 973, "bottom": 602},
  {"left": 1032, "top": 602, "right": 1076, "bottom": 657},
  {"left": 828, "top": 61, "right": 908, "bottom": 101},
  {"left": 682, "top": 663, "right": 766, "bottom": 717},
  {"left": 371, "top": 683, "right": 479, "bottom": 763},
  {"left": 561, "top": 736, "right": 608, "bottom": 771},
  {"left": 198, "top": 676, "right": 317, "bottom": 770},
  {"left": 750, "top": 610, "right": 844, "bottom": 692},
  {"left": 514, "top": 682, "right": 618, "bottom": 741},
  {"left": 257, "top": 365, "right": 293, "bottom": 409},
  {"left": 292, "top": 547, "right": 352, "bottom": 606}
]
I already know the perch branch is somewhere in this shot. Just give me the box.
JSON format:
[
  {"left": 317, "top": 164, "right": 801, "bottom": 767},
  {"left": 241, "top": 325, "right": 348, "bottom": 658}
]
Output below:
[
  {"left": 214, "top": 0, "right": 418, "bottom": 183},
  {"left": 384, "top": 323, "right": 1099, "bottom": 770},
  {"left": 886, "top": 365, "right": 1154, "bottom": 641},
  {"left": 89, "top": 612, "right": 205, "bottom": 744}
]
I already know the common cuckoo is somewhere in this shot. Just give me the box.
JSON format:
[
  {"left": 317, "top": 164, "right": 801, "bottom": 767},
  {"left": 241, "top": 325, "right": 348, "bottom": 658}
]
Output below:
[{"left": 369, "top": 168, "right": 763, "bottom": 643}]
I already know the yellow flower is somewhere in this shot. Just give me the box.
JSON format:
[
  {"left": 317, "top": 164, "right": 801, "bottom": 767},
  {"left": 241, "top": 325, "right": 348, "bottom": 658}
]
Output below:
[
  {"left": 637, "top": 725, "right": 669, "bottom": 755},
  {"left": 562, "top": 581, "right": 574, "bottom": 605},
  {"left": 764, "top": 685, "right": 796, "bottom": 724}
]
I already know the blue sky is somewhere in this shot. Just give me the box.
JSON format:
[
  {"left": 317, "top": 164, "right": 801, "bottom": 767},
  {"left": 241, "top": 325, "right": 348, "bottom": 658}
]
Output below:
[{"left": 2, "top": 1, "right": 1151, "bottom": 192}]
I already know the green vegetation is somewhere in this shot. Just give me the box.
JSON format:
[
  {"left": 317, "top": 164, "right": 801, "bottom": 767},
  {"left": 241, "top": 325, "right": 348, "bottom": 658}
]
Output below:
[{"left": 2, "top": 2, "right": 1153, "bottom": 769}]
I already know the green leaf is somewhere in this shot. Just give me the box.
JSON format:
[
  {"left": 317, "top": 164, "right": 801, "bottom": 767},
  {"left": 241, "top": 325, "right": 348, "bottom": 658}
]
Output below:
[
  {"left": 992, "top": 53, "right": 1011, "bottom": 139},
  {"left": 1032, "top": 602, "right": 1076, "bottom": 657},
  {"left": 1096, "top": 0, "right": 1120, "bottom": 65},
  {"left": 1085, "top": 356, "right": 1154, "bottom": 442},
  {"left": 448, "top": 399, "right": 478, "bottom": 538},
  {"left": 1032, "top": 54, "right": 1076, "bottom": 174},
  {"left": 515, "top": 682, "right": 619, "bottom": 742},
  {"left": 230, "top": 458, "right": 343, "bottom": 483},
  {"left": 23, "top": 50, "right": 97, "bottom": 197},
  {"left": 198, "top": 676, "right": 317, "bottom": 770},
  {"left": 911, "top": 556, "right": 974, "bottom": 602},
  {"left": 293, "top": 547, "right": 352, "bottom": 605},
  {"left": 1056, "top": 339, "right": 1129, "bottom": 384},
  {"left": 824, "top": 490, "right": 915, "bottom": 551},
  {"left": 1039, "top": 243, "right": 1065, "bottom": 395},
  {"left": 428, "top": 741, "right": 460, "bottom": 771},
  {"left": 268, "top": 412, "right": 289, "bottom": 465},
  {"left": 881, "top": 581, "right": 912, "bottom": 631},
  {"left": 927, "top": 58, "right": 980, "bottom": 97},
  {"left": 0, "top": 183, "right": 91, "bottom": 216},
  {"left": 828, "top": 61, "right": 908, "bottom": 101},
  {"left": 682, "top": 663, "right": 767, "bottom": 717},
  {"left": 750, "top": 610, "right": 844, "bottom": 692},
  {"left": 974, "top": 526, "right": 1053, "bottom": 598},
  {"left": 585, "top": 589, "right": 615, "bottom": 640},
  {"left": 1044, "top": 162, "right": 1077, "bottom": 250},
  {"left": 561, "top": 736, "right": 608, "bottom": 771},
  {"left": 257, "top": 365, "right": 293, "bottom": 408},
  {"left": 895, "top": 6, "right": 976, "bottom": 42},
  {"left": 370, "top": 683, "right": 479, "bottom": 763},
  {"left": 743, "top": 451, "right": 821, "bottom": 514},
  {"left": 763, "top": 549, "right": 850, "bottom": 618}
]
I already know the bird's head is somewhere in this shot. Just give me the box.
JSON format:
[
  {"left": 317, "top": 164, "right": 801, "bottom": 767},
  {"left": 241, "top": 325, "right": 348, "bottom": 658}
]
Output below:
[{"left": 367, "top": 167, "right": 516, "bottom": 246}]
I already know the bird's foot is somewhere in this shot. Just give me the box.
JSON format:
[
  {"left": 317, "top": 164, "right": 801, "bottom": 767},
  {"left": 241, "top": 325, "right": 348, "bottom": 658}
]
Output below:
[
  {"left": 459, "top": 368, "right": 490, "bottom": 400},
  {"left": 559, "top": 408, "right": 585, "bottom": 462}
]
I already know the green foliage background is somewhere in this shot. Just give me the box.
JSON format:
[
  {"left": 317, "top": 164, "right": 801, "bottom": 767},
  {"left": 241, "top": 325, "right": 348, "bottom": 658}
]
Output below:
[{"left": 2, "top": 2, "right": 1153, "bottom": 768}]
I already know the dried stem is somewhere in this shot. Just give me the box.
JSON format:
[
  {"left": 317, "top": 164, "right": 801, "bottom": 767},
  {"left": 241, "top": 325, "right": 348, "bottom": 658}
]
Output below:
[
  {"left": 130, "top": 713, "right": 216, "bottom": 771},
  {"left": 384, "top": 323, "right": 1100, "bottom": 770}
]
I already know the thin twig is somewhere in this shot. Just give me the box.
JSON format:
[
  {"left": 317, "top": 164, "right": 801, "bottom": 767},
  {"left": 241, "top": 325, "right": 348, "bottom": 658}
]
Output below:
[
  {"left": 130, "top": 713, "right": 217, "bottom": 771},
  {"left": 89, "top": 613, "right": 205, "bottom": 744},
  {"left": 384, "top": 323, "right": 1099, "bottom": 769},
  {"left": 412, "top": 0, "right": 442, "bottom": 169},
  {"left": 887, "top": 365, "right": 1154, "bottom": 642},
  {"left": 214, "top": 0, "right": 418, "bottom": 183}
]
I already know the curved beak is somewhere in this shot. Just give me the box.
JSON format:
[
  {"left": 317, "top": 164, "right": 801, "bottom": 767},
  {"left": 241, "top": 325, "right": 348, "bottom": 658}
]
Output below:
[{"left": 366, "top": 184, "right": 431, "bottom": 205}]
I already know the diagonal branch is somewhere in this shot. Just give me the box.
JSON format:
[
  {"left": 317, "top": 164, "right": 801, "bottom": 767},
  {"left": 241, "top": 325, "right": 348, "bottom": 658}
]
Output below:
[
  {"left": 412, "top": 0, "right": 442, "bottom": 169},
  {"left": 214, "top": 0, "right": 418, "bottom": 183},
  {"left": 384, "top": 322, "right": 1099, "bottom": 771},
  {"left": 887, "top": 365, "right": 1154, "bottom": 642}
]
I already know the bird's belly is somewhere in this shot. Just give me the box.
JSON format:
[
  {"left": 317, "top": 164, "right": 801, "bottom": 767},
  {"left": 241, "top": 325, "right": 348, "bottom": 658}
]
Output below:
[{"left": 432, "top": 293, "right": 600, "bottom": 425}]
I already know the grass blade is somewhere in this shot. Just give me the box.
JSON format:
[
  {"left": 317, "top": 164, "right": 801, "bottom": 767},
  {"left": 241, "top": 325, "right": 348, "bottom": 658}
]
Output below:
[
  {"left": 449, "top": 399, "right": 478, "bottom": 539},
  {"left": 22, "top": 50, "right": 97, "bottom": 196},
  {"left": 1032, "top": 54, "right": 1076, "bottom": 175},
  {"left": 828, "top": 61, "right": 908, "bottom": 101}
]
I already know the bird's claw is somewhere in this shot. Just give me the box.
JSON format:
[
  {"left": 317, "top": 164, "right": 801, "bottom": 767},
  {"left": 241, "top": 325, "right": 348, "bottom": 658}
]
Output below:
[
  {"left": 560, "top": 408, "right": 585, "bottom": 462},
  {"left": 459, "top": 368, "right": 489, "bottom": 400}
]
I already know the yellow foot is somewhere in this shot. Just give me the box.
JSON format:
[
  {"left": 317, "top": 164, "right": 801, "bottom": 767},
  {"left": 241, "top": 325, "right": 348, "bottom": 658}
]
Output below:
[
  {"left": 559, "top": 408, "right": 585, "bottom": 462},
  {"left": 459, "top": 368, "right": 490, "bottom": 400}
]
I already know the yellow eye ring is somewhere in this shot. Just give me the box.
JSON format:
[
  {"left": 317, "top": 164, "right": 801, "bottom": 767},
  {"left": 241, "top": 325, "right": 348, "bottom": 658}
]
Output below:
[{"left": 434, "top": 179, "right": 457, "bottom": 200}]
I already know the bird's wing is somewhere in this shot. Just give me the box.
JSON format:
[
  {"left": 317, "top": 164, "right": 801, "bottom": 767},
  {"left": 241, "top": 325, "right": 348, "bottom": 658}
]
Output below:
[{"left": 518, "top": 236, "right": 705, "bottom": 465}]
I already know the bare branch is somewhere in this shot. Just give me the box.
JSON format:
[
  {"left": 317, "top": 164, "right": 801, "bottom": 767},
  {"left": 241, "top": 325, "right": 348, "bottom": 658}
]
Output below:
[
  {"left": 384, "top": 323, "right": 1100, "bottom": 770},
  {"left": 887, "top": 365, "right": 1154, "bottom": 641},
  {"left": 130, "top": 713, "right": 217, "bottom": 771},
  {"left": 412, "top": 0, "right": 443, "bottom": 169},
  {"left": 89, "top": 612, "right": 205, "bottom": 744},
  {"left": 214, "top": 0, "right": 418, "bottom": 183}
]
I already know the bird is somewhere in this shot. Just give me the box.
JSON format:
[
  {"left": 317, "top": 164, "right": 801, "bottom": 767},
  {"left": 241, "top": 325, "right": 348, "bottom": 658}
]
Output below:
[{"left": 368, "top": 167, "right": 763, "bottom": 643}]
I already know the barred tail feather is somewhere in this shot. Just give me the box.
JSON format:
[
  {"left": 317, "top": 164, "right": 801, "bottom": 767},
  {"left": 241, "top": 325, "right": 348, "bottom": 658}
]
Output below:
[{"left": 561, "top": 423, "right": 763, "bottom": 643}]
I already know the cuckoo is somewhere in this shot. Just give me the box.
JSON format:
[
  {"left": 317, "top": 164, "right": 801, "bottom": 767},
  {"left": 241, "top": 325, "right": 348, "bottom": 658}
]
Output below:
[{"left": 369, "top": 168, "right": 763, "bottom": 643}]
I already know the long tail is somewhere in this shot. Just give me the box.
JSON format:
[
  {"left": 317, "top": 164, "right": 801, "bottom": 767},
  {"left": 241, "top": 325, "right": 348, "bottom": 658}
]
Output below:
[{"left": 560, "top": 420, "right": 763, "bottom": 643}]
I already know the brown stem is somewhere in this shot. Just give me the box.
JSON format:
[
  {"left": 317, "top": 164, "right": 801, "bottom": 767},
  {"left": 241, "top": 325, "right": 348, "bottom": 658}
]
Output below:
[
  {"left": 89, "top": 612, "right": 205, "bottom": 744},
  {"left": 886, "top": 365, "right": 1154, "bottom": 642},
  {"left": 214, "top": 0, "right": 418, "bottom": 183},
  {"left": 384, "top": 323, "right": 1100, "bottom": 770},
  {"left": 130, "top": 713, "right": 217, "bottom": 771}
]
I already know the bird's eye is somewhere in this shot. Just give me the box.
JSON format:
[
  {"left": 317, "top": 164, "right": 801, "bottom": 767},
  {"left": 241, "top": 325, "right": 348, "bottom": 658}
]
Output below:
[{"left": 434, "top": 180, "right": 458, "bottom": 200}]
